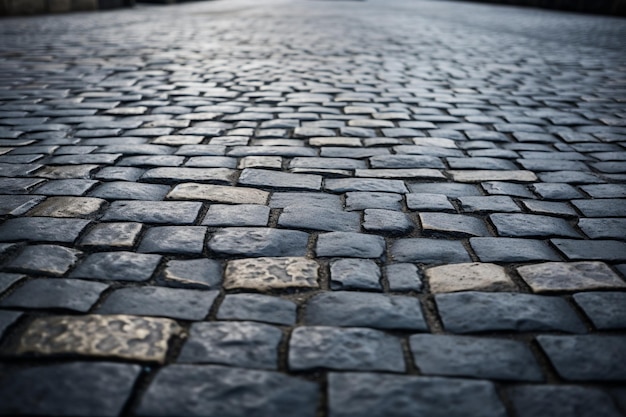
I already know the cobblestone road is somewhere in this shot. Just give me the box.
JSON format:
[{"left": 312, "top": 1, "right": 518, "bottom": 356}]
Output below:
[{"left": 0, "top": 0, "right": 625, "bottom": 415}]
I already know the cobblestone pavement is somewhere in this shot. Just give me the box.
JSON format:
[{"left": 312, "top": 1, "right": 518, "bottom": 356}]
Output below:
[{"left": 0, "top": 0, "right": 625, "bottom": 415}]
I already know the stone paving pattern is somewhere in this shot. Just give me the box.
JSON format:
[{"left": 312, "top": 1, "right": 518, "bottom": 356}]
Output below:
[{"left": 0, "top": 0, "right": 625, "bottom": 415}]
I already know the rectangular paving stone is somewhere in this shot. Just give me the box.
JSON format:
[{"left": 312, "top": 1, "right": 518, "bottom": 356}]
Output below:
[
  {"left": 458, "top": 195, "right": 521, "bottom": 213},
  {"left": 571, "top": 199, "right": 626, "bottom": 217},
  {"left": 89, "top": 181, "right": 170, "bottom": 200},
  {"left": 202, "top": 204, "right": 270, "bottom": 227},
  {"left": 141, "top": 167, "right": 235, "bottom": 184},
  {"left": 304, "top": 291, "right": 427, "bottom": 330},
  {"left": 79, "top": 222, "right": 143, "bottom": 248},
  {"left": 7, "top": 244, "right": 80, "bottom": 276},
  {"left": 136, "top": 364, "right": 319, "bottom": 417},
  {"left": 289, "top": 326, "right": 405, "bottom": 372},
  {"left": 391, "top": 239, "right": 471, "bottom": 264},
  {"left": 26, "top": 196, "right": 105, "bottom": 218},
  {"left": 97, "top": 287, "right": 218, "bottom": 321},
  {"left": 138, "top": 226, "right": 207, "bottom": 254},
  {"left": 0, "top": 362, "right": 141, "bottom": 417},
  {"left": 279, "top": 206, "right": 360, "bottom": 232},
  {"left": 178, "top": 321, "right": 282, "bottom": 369},
  {"left": 71, "top": 251, "right": 161, "bottom": 282},
  {"left": 330, "top": 258, "right": 382, "bottom": 291},
  {"left": 0, "top": 194, "right": 45, "bottom": 215},
  {"left": 578, "top": 218, "right": 626, "bottom": 239},
  {"left": 16, "top": 315, "right": 182, "bottom": 363},
  {"left": 0, "top": 217, "right": 90, "bottom": 243},
  {"left": 316, "top": 232, "right": 386, "bottom": 258},
  {"left": 573, "top": 292, "right": 626, "bottom": 330},
  {"left": 551, "top": 239, "right": 626, "bottom": 261},
  {"left": 436, "top": 292, "right": 586, "bottom": 334},
  {"left": 448, "top": 170, "right": 537, "bottom": 182},
  {"left": 239, "top": 168, "right": 322, "bottom": 190},
  {"left": 517, "top": 261, "right": 626, "bottom": 293},
  {"left": 325, "top": 178, "right": 408, "bottom": 193},
  {"left": 408, "top": 182, "right": 480, "bottom": 197},
  {"left": 168, "top": 183, "right": 269, "bottom": 205},
  {"left": 161, "top": 258, "right": 222, "bottom": 290},
  {"left": 209, "top": 228, "right": 309, "bottom": 257},
  {"left": 385, "top": 263, "right": 423, "bottom": 291},
  {"left": 537, "top": 335, "right": 626, "bottom": 381},
  {"left": 406, "top": 193, "right": 455, "bottom": 211},
  {"left": 328, "top": 372, "right": 506, "bottom": 417},
  {"left": 426, "top": 263, "right": 516, "bottom": 293},
  {"left": 490, "top": 213, "right": 579, "bottom": 238},
  {"left": 217, "top": 294, "right": 296, "bottom": 325},
  {"left": 410, "top": 334, "right": 542, "bottom": 381},
  {"left": 224, "top": 257, "right": 319, "bottom": 290},
  {"left": 102, "top": 200, "right": 202, "bottom": 224},
  {"left": 420, "top": 213, "right": 489, "bottom": 237},
  {"left": 345, "top": 192, "right": 403, "bottom": 211},
  {"left": 470, "top": 237, "right": 561, "bottom": 262},
  {"left": 269, "top": 192, "right": 342, "bottom": 210}
]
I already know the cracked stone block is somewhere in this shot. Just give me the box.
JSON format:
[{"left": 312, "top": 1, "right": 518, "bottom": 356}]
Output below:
[
  {"left": 162, "top": 258, "right": 222, "bottom": 289},
  {"left": 304, "top": 291, "right": 427, "bottom": 330},
  {"left": 385, "top": 263, "right": 423, "bottom": 291},
  {"left": 436, "top": 292, "right": 586, "bottom": 334},
  {"left": 363, "top": 209, "right": 414, "bottom": 235},
  {"left": 102, "top": 200, "right": 201, "bottom": 224},
  {"left": 97, "top": 287, "right": 218, "bottom": 321},
  {"left": 426, "top": 263, "right": 516, "bottom": 293},
  {"left": 71, "top": 251, "right": 161, "bottom": 282},
  {"left": 26, "top": 196, "right": 105, "bottom": 218},
  {"left": 218, "top": 294, "right": 296, "bottom": 325},
  {"left": 517, "top": 262, "right": 625, "bottom": 293},
  {"left": 289, "top": 326, "right": 405, "bottom": 372},
  {"left": 224, "top": 257, "right": 319, "bottom": 290},
  {"left": 209, "top": 228, "right": 309, "bottom": 257},
  {"left": 470, "top": 238, "right": 561, "bottom": 262},
  {"left": 136, "top": 364, "right": 319, "bottom": 417},
  {"left": 0, "top": 278, "right": 108, "bottom": 312},
  {"left": 508, "top": 385, "right": 623, "bottom": 417},
  {"left": 327, "top": 372, "right": 506, "bottom": 417},
  {"left": 178, "top": 321, "right": 282, "bottom": 369},
  {"left": 409, "top": 334, "right": 542, "bottom": 381},
  {"left": 202, "top": 204, "right": 270, "bottom": 227},
  {"left": 7, "top": 244, "right": 81, "bottom": 276},
  {"left": 551, "top": 239, "right": 626, "bottom": 262},
  {"left": 316, "top": 232, "right": 386, "bottom": 258},
  {"left": 279, "top": 206, "right": 360, "bottom": 232},
  {"left": 391, "top": 239, "right": 471, "bottom": 264},
  {"left": 79, "top": 222, "right": 143, "bottom": 248},
  {"left": 573, "top": 292, "right": 626, "bottom": 330},
  {"left": 330, "top": 258, "right": 381, "bottom": 290},
  {"left": 420, "top": 213, "right": 489, "bottom": 237},
  {"left": 138, "top": 226, "right": 207, "bottom": 254},
  {"left": 0, "top": 217, "right": 90, "bottom": 243},
  {"left": 490, "top": 213, "right": 579, "bottom": 238},
  {"left": 15, "top": 315, "right": 182, "bottom": 363},
  {"left": 0, "top": 362, "right": 141, "bottom": 417},
  {"left": 168, "top": 183, "right": 269, "bottom": 204},
  {"left": 89, "top": 181, "right": 170, "bottom": 200},
  {"left": 537, "top": 335, "right": 626, "bottom": 381}
]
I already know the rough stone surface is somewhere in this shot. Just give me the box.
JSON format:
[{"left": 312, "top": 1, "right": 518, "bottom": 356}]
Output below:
[
  {"left": 79, "top": 222, "right": 143, "bottom": 248},
  {"left": 385, "top": 263, "right": 423, "bottom": 291},
  {"left": 289, "top": 326, "right": 405, "bottom": 372},
  {"left": 168, "top": 183, "right": 269, "bottom": 204},
  {"left": 517, "top": 261, "right": 626, "bottom": 293},
  {"left": 436, "top": 292, "right": 586, "bottom": 334},
  {"left": 391, "top": 239, "right": 471, "bottom": 264},
  {"left": 0, "top": 217, "right": 90, "bottom": 243},
  {"left": 178, "top": 321, "right": 283, "bottom": 369},
  {"left": 218, "top": 293, "right": 297, "bottom": 325},
  {"left": 16, "top": 315, "right": 182, "bottom": 363},
  {"left": 71, "top": 251, "right": 161, "bottom": 282},
  {"left": 138, "top": 226, "right": 207, "bottom": 254},
  {"left": 410, "top": 334, "right": 542, "bottom": 381},
  {"left": 330, "top": 258, "right": 382, "bottom": 290},
  {"left": 202, "top": 204, "right": 270, "bottom": 227},
  {"left": 316, "top": 232, "right": 386, "bottom": 258},
  {"left": 161, "top": 258, "right": 222, "bottom": 289},
  {"left": 328, "top": 372, "right": 506, "bottom": 417},
  {"left": 6, "top": 244, "right": 80, "bottom": 276},
  {"left": 224, "top": 257, "right": 319, "bottom": 290},
  {"left": 136, "top": 365, "right": 319, "bottom": 417},
  {"left": 209, "top": 228, "right": 309, "bottom": 257},
  {"left": 573, "top": 292, "right": 626, "bottom": 330},
  {"left": 0, "top": 362, "right": 141, "bottom": 417},
  {"left": 426, "top": 263, "right": 516, "bottom": 293}
]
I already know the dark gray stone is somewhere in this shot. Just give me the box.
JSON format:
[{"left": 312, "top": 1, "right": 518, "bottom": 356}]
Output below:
[
  {"left": 0, "top": 217, "right": 90, "bottom": 243},
  {"left": 97, "top": 287, "right": 218, "bottom": 321},
  {"left": 0, "top": 362, "right": 141, "bottom": 417},
  {"left": 316, "top": 232, "right": 385, "bottom": 258},
  {"left": 458, "top": 196, "right": 521, "bottom": 213},
  {"left": 330, "top": 258, "right": 382, "bottom": 290},
  {"left": 345, "top": 192, "right": 402, "bottom": 211},
  {"left": 470, "top": 238, "right": 561, "bottom": 262},
  {"left": 89, "top": 181, "right": 170, "bottom": 200},
  {"left": 71, "top": 251, "right": 161, "bottom": 282},
  {"left": 385, "top": 263, "right": 423, "bottom": 291},
  {"left": 406, "top": 193, "right": 455, "bottom": 211},
  {"left": 0, "top": 194, "right": 45, "bottom": 215},
  {"left": 328, "top": 372, "right": 506, "bottom": 417},
  {"left": 0, "top": 310, "right": 22, "bottom": 340},
  {"left": 136, "top": 364, "right": 319, "bottom": 417},
  {"left": 7, "top": 244, "right": 80, "bottom": 276},
  {"left": 208, "top": 227, "right": 309, "bottom": 257},
  {"left": 202, "top": 204, "right": 270, "bottom": 227},
  {"left": 391, "top": 239, "right": 471, "bottom": 264},
  {"left": 409, "top": 334, "right": 542, "bottom": 381},
  {"left": 178, "top": 321, "right": 282, "bottom": 369},
  {"left": 552, "top": 239, "right": 626, "bottom": 262},
  {"left": 269, "top": 192, "right": 342, "bottom": 210},
  {"left": 419, "top": 213, "right": 489, "bottom": 237},
  {"left": 79, "top": 222, "right": 142, "bottom": 248},
  {"left": 239, "top": 168, "right": 321, "bottom": 190},
  {"left": 325, "top": 178, "right": 408, "bottom": 193},
  {"left": 0, "top": 278, "right": 108, "bottom": 312},
  {"left": 537, "top": 335, "right": 626, "bottom": 381},
  {"left": 572, "top": 199, "right": 626, "bottom": 217},
  {"left": 363, "top": 209, "right": 414, "bottom": 235},
  {"left": 578, "top": 218, "right": 626, "bottom": 239},
  {"left": 34, "top": 179, "right": 98, "bottom": 196},
  {"left": 162, "top": 259, "right": 222, "bottom": 289},
  {"left": 279, "top": 206, "right": 360, "bottom": 232},
  {"left": 289, "top": 326, "right": 405, "bottom": 372},
  {"left": 407, "top": 182, "right": 480, "bottom": 197},
  {"left": 436, "top": 292, "right": 586, "bottom": 333},
  {"left": 102, "top": 201, "right": 201, "bottom": 224},
  {"left": 0, "top": 272, "right": 23, "bottom": 295},
  {"left": 482, "top": 181, "right": 533, "bottom": 198},
  {"left": 490, "top": 214, "right": 579, "bottom": 238},
  {"left": 573, "top": 292, "right": 626, "bottom": 330},
  {"left": 138, "top": 226, "right": 207, "bottom": 254},
  {"left": 218, "top": 293, "right": 296, "bottom": 325},
  {"left": 304, "top": 291, "right": 427, "bottom": 330},
  {"left": 531, "top": 183, "right": 583, "bottom": 199},
  {"left": 508, "top": 385, "right": 623, "bottom": 417}
]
